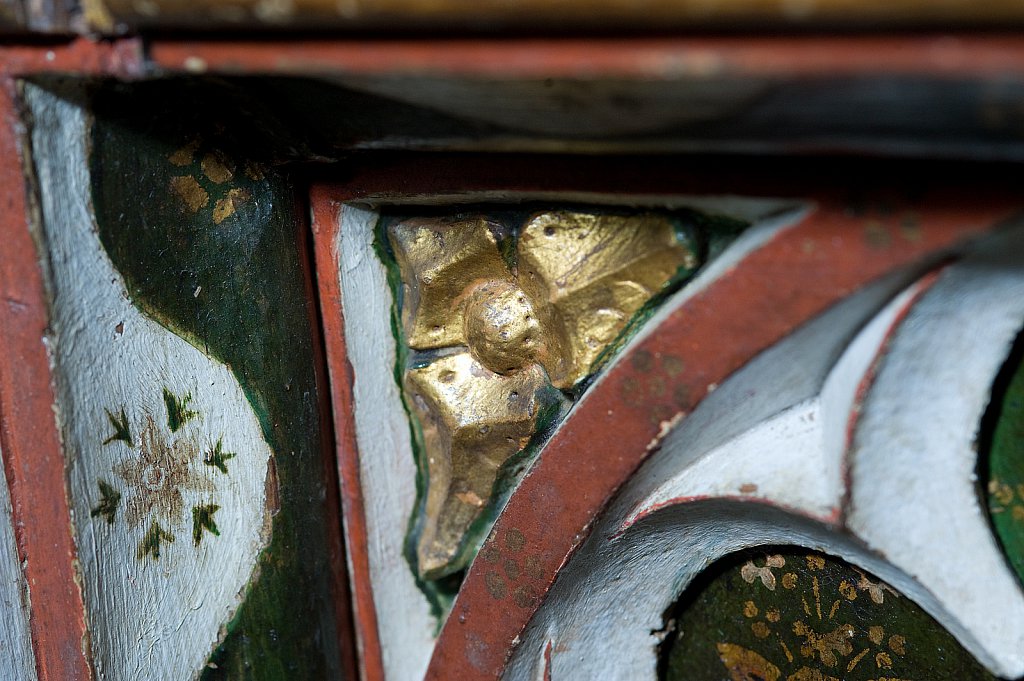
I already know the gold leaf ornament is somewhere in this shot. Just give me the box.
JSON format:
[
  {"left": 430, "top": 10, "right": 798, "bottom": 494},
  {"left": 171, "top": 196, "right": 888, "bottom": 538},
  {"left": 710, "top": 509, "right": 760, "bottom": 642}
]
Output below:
[
  {"left": 517, "top": 211, "right": 698, "bottom": 389},
  {"left": 388, "top": 210, "right": 696, "bottom": 579},
  {"left": 389, "top": 216, "right": 512, "bottom": 351},
  {"left": 405, "top": 354, "right": 551, "bottom": 578}
]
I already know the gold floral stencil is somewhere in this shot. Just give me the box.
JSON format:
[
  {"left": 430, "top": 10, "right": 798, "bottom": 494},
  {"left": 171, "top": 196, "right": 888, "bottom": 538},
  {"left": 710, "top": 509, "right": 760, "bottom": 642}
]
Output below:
[{"left": 662, "top": 549, "right": 995, "bottom": 681}]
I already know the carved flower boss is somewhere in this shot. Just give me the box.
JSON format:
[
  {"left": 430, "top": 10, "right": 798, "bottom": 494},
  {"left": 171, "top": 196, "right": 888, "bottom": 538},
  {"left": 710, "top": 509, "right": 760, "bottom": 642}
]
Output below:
[{"left": 389, "top": 210, "right": 699, "bottom": 579}]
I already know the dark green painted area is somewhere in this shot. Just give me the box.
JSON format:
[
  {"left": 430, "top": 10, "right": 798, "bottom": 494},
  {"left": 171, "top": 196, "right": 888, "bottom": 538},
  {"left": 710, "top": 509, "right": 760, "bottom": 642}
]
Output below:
[
  {"left": 102, "top": 407, "right": 133, "bottom": 446},
  {"left": 661, "top": 549, "right": 994, "bottom": 681},
  {"left": 695, "top": 210, "right": 749, "bottom": 263},
  {"left": 137, "top": 521, "right": 175, "bottom": 561},
  {"left": 985, "top": 331, "right": 1024, "bottom": 587},
  {"left": 374, "top": 206, "right": 744, "bottom": 612},
  {"left": 89, "top": 82, "right": 341, "bottom": 680},
  {"left": 90, "top": 480, "right": 121, "bottom": 524},
  {"left": 194, "top": 504, "right": 222, "bottom": 546},
  {"left": 205, "top": 438, "right": 237, "bottom": 475}
]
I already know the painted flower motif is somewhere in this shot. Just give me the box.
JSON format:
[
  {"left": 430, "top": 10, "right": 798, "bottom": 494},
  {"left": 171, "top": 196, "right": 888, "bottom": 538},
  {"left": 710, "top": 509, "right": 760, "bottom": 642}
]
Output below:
[
  {"left": 114, "top": 415, "right": 214, "bottom": 530},
  {"left": 741, "top": 554, "right": 787, "bottom": 590},
  {"left": 793, "top": 621, "right": 855, "bottom": 667},
  {"left": 388, "top": 211, "right": 699, "bottom": 579},
  {"left": 91, "top": 389, "right": 231, "bottom": 560},
  {"left": 853, "top": 569, "right": 896, "bottom": 605}
]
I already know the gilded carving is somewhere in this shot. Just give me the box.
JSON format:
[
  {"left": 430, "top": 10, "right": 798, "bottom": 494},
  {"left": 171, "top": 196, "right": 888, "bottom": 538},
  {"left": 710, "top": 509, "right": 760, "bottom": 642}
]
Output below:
[
  {"left": 516, "top": 211, "right": 697, "bottom": 388},
  {"left": 404, "top": 353, "right": 553, "bottom": 578},
  {"left": 387, "top": 210, "right": 698, "bottom": 579},
  {"left": 389, "top": 216, "right": 513, "bottom": 352}
]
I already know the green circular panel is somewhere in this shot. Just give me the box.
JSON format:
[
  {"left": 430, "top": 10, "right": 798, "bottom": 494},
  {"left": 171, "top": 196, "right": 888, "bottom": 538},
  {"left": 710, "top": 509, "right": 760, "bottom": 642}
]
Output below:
[
  {"left": 662, "top": 549, "right": 993, "bottom": 680},
  {"left": 987, "top": 341, "right": 1024, "bottom": 586}
]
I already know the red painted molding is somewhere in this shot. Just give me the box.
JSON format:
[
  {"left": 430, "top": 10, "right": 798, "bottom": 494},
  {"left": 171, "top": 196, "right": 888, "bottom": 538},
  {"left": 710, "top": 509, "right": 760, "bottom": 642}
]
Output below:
[
  {"left": 0, "top": 34, "right": 1021, "bottom": 83},
  {"left": 148, "top": 35, "right": 1024, "bottom": 80},
  {"left": 310, "top": 187, "right": 387, "bottom": 681},
  {"left": 0, "top": 80, "right": 92, "bottom": 680},
  {"left": 0, "top": 38, "right": 142, "bottom": 78},
  {"left": 1, "top": 34, "right": 1021, "bottom": 83}
]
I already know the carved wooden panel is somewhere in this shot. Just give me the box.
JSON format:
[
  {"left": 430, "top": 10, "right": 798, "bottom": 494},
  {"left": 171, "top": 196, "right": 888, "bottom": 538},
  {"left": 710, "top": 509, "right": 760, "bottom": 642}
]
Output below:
[
  {"left": 312, "top": 161, "right": 1024, "bottom": 681},
  {"left": 1, "top": 32, "right": 1024, "bottom": 681},
  {"left": 20, "top": 82, "right": 348, "bottom": 680}
]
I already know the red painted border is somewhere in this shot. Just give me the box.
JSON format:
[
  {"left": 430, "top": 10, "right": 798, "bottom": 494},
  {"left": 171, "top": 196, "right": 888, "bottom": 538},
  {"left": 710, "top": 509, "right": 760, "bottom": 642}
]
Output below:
[
  {"left": 0, "top": 81, "right": 92, "bottom": 680},
  {"left": 310, "top": 187, "right": 387, "bottom": 681},
  {"left": 2, "top": 34, "right": 1024, "bottom": 82},
  {"left": 0, "top": 38, "right": 142, "bottom": 78},
  {"left": 148, "top": 35, "right": 1024, "bottom": 80}
]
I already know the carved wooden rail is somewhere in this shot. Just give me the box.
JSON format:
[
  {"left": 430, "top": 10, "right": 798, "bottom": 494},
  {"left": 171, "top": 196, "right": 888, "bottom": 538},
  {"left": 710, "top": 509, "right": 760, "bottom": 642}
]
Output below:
[{"left": 1, "top": 27, "right": 1024, "bottom": 681}]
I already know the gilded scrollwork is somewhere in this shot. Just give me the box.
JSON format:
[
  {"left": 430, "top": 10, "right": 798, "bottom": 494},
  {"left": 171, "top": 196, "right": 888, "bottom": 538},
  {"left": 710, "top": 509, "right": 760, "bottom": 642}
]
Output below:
[{"left": 387, "top": 209, "right": 699, "bottom": 579}]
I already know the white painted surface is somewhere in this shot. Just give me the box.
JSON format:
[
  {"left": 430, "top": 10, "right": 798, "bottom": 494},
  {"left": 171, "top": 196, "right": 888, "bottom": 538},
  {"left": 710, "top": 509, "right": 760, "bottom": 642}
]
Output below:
[
  {"left": 502, "top": 225, "right": 1024, "bottom": 679},
  {"left": 848, "top": 228, "right": 1024, "bottom": 677},
  {"left": 27, "top": 86, "right": 272, "bottom": 680},
  {"left": 0, "top": 442, "right": 38, "bottom": 681},
  {"left": 617, "top": 273, "right": 923, "bottom": 533},
  {"left": 336, "top": 204, "right": 436, "bottom": 681}
]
